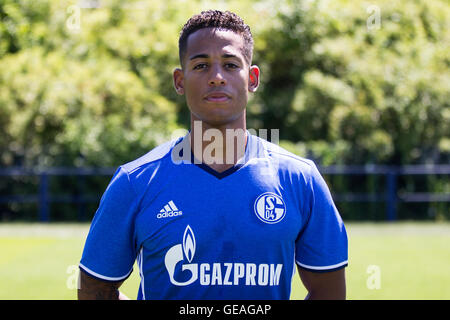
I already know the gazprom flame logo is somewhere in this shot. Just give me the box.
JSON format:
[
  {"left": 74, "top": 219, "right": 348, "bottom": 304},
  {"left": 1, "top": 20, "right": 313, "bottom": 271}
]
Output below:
[
  {"left": 164, "top": 225, "right": 198, "bottom": 286},
  {"left": 183, "top": 225, "right": 196, "bottom": 263}
]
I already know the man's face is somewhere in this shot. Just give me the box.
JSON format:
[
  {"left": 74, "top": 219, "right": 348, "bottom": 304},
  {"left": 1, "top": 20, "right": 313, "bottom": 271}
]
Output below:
[{"left": 174, "top": 28, "right": 259, "bottom": 127}]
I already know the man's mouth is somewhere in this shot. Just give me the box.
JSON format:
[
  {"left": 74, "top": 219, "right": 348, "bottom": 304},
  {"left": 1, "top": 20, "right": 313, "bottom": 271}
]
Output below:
[{"left": 204, "top": 92, "right": 231, "bottom": 103}]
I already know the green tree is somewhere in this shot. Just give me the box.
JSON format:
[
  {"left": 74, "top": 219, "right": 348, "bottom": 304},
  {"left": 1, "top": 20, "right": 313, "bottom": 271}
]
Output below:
[{"left": 255, "top": 0, "right": 449, "bottom": 165}]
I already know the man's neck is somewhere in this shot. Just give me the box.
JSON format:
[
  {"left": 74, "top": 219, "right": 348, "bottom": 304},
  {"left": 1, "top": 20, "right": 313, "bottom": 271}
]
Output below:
[{"left": 189, "top": 119, "right": 248, "bottom": 173}]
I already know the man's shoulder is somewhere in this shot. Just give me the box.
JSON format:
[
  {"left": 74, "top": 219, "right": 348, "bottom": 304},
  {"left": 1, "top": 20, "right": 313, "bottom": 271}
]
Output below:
[
  {"left": 252, "top": 135, "right": 316, "bottom": 171},
  {"left": 120, "top": 136, "right": 183, "bottom": 174}
]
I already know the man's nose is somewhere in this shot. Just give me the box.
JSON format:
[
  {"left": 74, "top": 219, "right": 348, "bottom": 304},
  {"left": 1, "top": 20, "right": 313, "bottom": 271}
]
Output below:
[{"left": 208, "top": 64, "right": 226, "bottom": 86}]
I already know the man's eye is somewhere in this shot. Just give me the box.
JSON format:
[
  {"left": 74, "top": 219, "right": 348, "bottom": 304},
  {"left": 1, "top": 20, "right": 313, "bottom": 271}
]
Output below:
[
  {"left": 225, "top": 63, "right": 239, "bottom": 69},
  {"left": 193, "top": 63, "right": 207, "bottom": 70}
]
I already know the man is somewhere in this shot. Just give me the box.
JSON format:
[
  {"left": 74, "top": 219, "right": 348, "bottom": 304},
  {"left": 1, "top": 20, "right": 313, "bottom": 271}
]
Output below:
[{"left": 78, "top": 10, "right": 348, "bottom": 300}]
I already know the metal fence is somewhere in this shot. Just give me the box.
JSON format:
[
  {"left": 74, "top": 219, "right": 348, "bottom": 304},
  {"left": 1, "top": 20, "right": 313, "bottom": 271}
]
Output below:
[
  {"left": 0, "top": 167, "right": 115, "bottom": 222},
  {"left": 320, "top": 165, "right": 450, "bottom": 221},
  {"left": 0, "top": 165, "right": 449, "bottom": 222}
]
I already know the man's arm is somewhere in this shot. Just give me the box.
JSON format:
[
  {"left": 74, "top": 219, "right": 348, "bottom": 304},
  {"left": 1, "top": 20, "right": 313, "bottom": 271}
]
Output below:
[
  {"left": 78, "top": 270, "right": 130, "bottom": 300},
  {"left": 298, "top": 266, "right": 346, "bottom": 300}
]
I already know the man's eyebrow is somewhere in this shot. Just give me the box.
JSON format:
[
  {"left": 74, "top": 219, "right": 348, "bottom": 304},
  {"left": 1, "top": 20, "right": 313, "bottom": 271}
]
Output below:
[
  {"left": 223, "top": 53, "right": 239, "bottom": 59},
  {"left": 189, "top": 53, "right": 240, "bottom": 60},
  {"left": 189, "top": 54, "right": 209, "bottom": 60}
]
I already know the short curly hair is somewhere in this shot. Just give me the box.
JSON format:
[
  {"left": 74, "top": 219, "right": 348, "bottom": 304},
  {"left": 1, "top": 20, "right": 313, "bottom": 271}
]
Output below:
[{"left": 178, "top": 10, "right": 254, "bottom": 68}]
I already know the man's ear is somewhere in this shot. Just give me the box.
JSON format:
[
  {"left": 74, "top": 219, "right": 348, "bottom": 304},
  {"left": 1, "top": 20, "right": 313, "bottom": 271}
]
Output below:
[
  {"left": 173, "top": 68, "right": 185, "bottom": 95},
  {"left": 248, "top": 65, "right": 260, "bottom": 93}
]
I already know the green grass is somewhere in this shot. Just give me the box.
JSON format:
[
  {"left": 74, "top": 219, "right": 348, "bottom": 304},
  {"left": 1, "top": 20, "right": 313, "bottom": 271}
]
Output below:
[{"left": 0, "top": 222, "right": 449, "bottom": 299}]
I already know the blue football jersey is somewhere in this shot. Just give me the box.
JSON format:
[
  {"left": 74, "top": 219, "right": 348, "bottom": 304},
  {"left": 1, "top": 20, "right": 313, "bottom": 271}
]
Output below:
[{"left": 79, "top": 132, "right": 348, "bottom": 299}]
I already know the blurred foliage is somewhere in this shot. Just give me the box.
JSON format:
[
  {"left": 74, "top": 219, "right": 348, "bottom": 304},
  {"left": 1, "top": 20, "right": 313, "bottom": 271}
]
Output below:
[
  {"left": 0, "top": 0, "right": 448, "bottom": 166},
  {"left": 256, "top": 0, "right": 449, "bottom": 165},
  {"left": 0, "top": 0, "right": 448, "bottom": 220}
]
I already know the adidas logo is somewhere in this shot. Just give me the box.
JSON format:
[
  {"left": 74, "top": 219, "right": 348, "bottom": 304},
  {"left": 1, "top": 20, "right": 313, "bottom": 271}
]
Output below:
[{"left": 157, "top": 200, "right": 183, "bottom": 219}]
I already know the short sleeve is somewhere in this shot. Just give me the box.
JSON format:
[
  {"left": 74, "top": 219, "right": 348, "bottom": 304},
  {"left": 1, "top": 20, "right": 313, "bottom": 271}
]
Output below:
[
  {"left": 79, "top": 167, "right": 138, "bottom": 281},
  {"left": 295, "top": 163, "right": 348, "bottom": 272}
]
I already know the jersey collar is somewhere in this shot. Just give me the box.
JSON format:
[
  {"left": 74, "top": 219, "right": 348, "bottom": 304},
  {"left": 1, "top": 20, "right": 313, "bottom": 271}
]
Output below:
[{"left": 175, "top": 130, "right": 256, "bottom": 180}]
